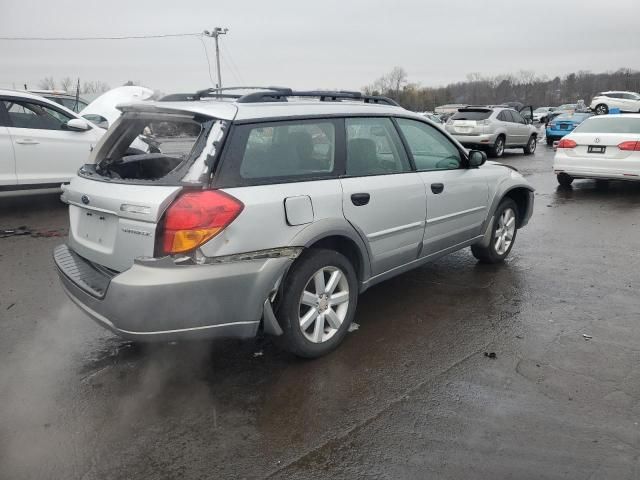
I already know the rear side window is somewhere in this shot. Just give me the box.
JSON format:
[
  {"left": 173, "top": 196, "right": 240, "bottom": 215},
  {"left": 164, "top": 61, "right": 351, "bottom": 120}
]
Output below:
[
  {"left": 396, "top": 118, "right": 462, "bottom": 171},
  {"left": 238, "top": 120, "right": 335, "bottom": 179},
  {"left": 574, "top": 117, "right": 640, "bottom": 134},
  {"left": 451, "top": 109, "right": 492, "bottom": 121},
  {"left": 345, "top": 117, "right": 410, "bottom": 176}
]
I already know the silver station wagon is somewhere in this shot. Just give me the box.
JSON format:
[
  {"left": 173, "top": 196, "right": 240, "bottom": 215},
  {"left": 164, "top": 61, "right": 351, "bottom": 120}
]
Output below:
[{"left": 54, "top": 88, "right": 534, "bottom": 357}]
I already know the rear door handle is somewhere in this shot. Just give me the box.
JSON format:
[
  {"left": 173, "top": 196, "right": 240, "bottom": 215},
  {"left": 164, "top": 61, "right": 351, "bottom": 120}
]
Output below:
[
  {"left": 351, "top": 193, "right": 370, "bottom": 206},
  {"left": 15, "top": 139, "right": 39, "bottom": 145},
  {"left": 431, "top": 183, "right": 444, "bottom": 194}
]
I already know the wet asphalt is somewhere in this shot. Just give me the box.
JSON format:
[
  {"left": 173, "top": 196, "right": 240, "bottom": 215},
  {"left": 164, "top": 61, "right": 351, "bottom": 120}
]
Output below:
[{"left": 1, "top": 145, "right": 640, "bottom": 480}]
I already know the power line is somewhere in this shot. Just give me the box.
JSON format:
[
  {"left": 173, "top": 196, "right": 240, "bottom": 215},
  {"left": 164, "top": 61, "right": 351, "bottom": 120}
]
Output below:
[{"left": 0, "top": 33, "right": 201, "bottom": 41}]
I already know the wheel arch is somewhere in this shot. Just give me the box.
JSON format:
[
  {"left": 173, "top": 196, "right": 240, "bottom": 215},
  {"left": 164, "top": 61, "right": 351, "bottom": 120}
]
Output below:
[
  {"left": 289, "top": 219, "right": 372, "bottom": 287},
  {"left": 503, "top": 186, "right": 533, "bottom": 228}
]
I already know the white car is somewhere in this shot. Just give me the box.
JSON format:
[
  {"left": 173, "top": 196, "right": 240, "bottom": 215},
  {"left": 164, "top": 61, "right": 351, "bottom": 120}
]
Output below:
[
  {"left": 590, "top": 91, "right": 640, "bottom": 115},
  {"left": 0, "top": 90, "right": 104, "bottom": 196},
  {"left": 533, "top": 107, "right": 555, "bottom": 122},
  {"left": 553, "top": 114, "right": 640, "bottom": 186},
  {"left": 80, "top": 86, "right": 154, "bottom": 129},
  {"left": 0, "top": 88, "right": 154, "bottom": 196}
]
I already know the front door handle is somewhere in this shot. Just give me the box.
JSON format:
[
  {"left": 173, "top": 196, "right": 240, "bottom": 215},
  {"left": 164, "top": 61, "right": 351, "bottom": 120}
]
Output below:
[
  {"left": 431, "top": 183, "right": 444, "bottom": 194},
  {"left": 15, "top": 139, "right": 39, "bottom": 145},
  {"left": 351, "top": 193, "right": 370, "bottom": 206}
]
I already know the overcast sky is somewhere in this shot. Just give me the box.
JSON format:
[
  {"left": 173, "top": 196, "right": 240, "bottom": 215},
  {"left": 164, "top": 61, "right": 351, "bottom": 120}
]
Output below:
[{"left": 1, "top": 0, "right": 639, "bottom": 94}]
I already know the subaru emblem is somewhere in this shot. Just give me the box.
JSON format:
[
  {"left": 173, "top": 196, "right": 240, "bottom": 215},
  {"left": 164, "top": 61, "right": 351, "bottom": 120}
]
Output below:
[
  {"left": 81, "top": 195, "right": 90, "bottom": 205},
  {"left": 594, "top": 138, "right": 600, "bottom": 143}
]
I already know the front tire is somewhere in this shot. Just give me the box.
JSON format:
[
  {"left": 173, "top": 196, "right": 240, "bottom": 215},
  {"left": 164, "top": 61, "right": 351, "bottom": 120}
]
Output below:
[
  {"left": 595, "top": 104, "right": 609, "bottom": 115},
  {"left": 471, "top": 198, "right": 518, "bottom": 264},
  {"left": 489, "top": 136, "right": 505, "bottom": 158},
  {"left": 524, "top": 135, "right": 537, "bottom": 155},
  {"left": 557, "top": 173, "right": 573, "bottom": 187},
  {"left": 276, "top": 249, "right": 358, "bottom": 358}
]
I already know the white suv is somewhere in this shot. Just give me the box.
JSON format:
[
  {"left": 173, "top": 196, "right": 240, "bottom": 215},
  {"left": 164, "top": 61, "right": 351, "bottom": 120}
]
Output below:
[
  {"left": 54, "top": 88, "right": 534, "bottom": 358},
  {"left": 590, "top": 91, "right": 640, "bottom": 115},
  {"left": 0, "top": 90, "right": 103, "bottom": 196}
]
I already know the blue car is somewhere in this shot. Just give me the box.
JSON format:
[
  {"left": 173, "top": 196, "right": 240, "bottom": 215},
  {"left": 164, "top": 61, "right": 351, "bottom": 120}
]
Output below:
[{"left": 546, "top": 112, "right": 593, "bottom": 145}]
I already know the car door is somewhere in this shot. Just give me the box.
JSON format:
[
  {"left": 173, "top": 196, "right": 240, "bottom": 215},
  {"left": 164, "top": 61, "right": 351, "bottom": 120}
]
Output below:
[
  {"left": 395, "top": 117, "right": 489, "bottom": 257},
  {"left": 340, "top": 117, "right": 427, "bottom": 276},
  {"left": 620, "top": 93, "right": 640, "bottom": 112},
  {"left": 2, "top": 97, "right": 99, "bottom": 186},
  {"left": 500, "top": 110, "right": 519, "bottom": 146},
  {"left": 511, "top": 110, "right": 531, "bottom": 145},
  {"left": 0, "top": 102, "right": 17, "bottom": 187}
]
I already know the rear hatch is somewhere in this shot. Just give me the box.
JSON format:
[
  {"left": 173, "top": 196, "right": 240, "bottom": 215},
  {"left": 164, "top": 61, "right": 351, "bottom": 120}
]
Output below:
[
  {"left": 63, "top": 106, "right": 229, "bottom": 272},
  {"left": 447, "top": 108, "right": 492, "bottom": 135}
]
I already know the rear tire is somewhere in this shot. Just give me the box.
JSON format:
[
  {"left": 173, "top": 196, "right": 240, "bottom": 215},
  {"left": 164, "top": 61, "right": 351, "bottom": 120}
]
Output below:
[
  {"left": 595, "top": 104, "right": 609, "bottom": 115},
  {"left": 489, "top": 136, "right": 505, "bottom": 158},
  {"left": 524, "top": 135, "right": 537, "bottom": 155},
  {"left": 557, "top": 173, "right": 573, "bottom": 187},
  {"left": 471, "top": 198, "right": 518, "bottom": 264},
  {"left": 276, "top": 249, "right": 358, "bottom": 358}
]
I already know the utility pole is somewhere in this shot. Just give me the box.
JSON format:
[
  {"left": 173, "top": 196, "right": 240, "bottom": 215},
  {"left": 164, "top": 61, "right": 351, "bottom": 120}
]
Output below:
[{"left": 204, "top": 27, "right": 228, "bottom": 89}]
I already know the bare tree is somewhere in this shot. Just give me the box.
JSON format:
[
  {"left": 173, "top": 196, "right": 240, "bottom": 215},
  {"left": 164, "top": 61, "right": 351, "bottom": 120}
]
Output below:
[
  {"left": 388, "top": 66, "right": 408, "bottom": 96},
  {"left": 82, "top": 80, "right": 111, "bottom": 94},
  {"left": 60, "top": 77, "right": 74, "bottom": 92},
  {"left": 37, "top": 76, "right": 56, "bottom": 90}
]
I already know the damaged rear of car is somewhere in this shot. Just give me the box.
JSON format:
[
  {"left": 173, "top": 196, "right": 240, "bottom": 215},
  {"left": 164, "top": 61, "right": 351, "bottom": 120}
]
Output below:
[{"left": 54, "top": 102, "right": 293, "bottom": 341}]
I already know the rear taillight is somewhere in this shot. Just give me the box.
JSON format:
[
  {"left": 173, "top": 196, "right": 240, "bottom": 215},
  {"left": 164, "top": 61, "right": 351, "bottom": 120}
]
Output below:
[
  {"left": 557, "top": 138, "right": 577, "bottom": 149},
  {"left": 618, "top": 141, "right": 640, "bottom": 151},
  {"left": 160, "top": 190, "right": 244, "bottom": 255}
]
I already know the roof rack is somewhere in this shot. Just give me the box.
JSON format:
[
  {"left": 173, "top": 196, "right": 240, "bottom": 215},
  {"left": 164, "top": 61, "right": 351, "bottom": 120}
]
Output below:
[
  {"left": 237, "top": 89, "right": 400, "bottom": 106},
  {"left": 159, "top": 86, "right": 400, "bottom": 106}
]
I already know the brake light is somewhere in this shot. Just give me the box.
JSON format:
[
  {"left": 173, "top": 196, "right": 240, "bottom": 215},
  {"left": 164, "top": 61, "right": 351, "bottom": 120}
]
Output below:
[
  {"left": 557, "top": 138, "right": 577, "bottom": 149},
  {"left": 160, "top": 190, "right": 244, "bottom": 255},
  {"left": 618, "top": 141, "right": 640, "bottom": 151}
]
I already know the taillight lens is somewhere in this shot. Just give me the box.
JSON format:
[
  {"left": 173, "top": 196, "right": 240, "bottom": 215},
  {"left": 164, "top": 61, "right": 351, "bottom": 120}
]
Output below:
[
  {"left": 160, "top": 190, "right": 244, "bottom": 255},
  {"left": 618, "top": 141, "right": 640, "bottom": 151},
  {"left": 557, "top": 138, "right": 577, "bottom": 149}
]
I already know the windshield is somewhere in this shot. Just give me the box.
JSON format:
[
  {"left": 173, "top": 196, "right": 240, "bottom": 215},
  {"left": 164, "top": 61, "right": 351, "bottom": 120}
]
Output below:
[
  {"left": 558, "top": 104, "right": 576, "bottom": 110},
  {"left": 91, "top": 112, "right": 213, "bottom": 182},
  {"left": 534, "top": 107, "right": 549, "bottom": 112},
  {"left": 574, "top": 117, "right": 640, "bottom": 134},
  {"left": 451, "top": 109, "right": 492, "bottom": 121}
]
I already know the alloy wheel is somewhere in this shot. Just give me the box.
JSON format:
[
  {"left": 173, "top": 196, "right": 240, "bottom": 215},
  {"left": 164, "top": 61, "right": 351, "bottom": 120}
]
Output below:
[
  {"left": 494, "top": 207, "right": 516, "bottom": 255},
  {"left": 298, "top": 266, "right": 350, "bottom": 343},
  {"left": 496, "top": 138, "right": 504, "bottom": 156}
]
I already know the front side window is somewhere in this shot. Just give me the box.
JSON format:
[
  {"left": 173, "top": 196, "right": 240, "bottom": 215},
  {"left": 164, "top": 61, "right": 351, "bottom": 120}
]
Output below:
[
  {"left": 3, "top": 100, "right": 73, "bottom": 130},
  {"left": 396, "top": 118, "right": 462, "bottom": 171},
  {"left": 238, "top": 120, "right": 335, "bottom": 179},
  {"left": 345, "top": 117, "right": 409, "bottom": 176}
]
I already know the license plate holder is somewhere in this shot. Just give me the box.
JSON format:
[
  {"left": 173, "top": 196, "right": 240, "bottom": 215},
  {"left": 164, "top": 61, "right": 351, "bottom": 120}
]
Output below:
[
  {"left": 588, "top": 145, "right": 606, "bottom": 154},
  {"left": 78, "top": 209, "right": 115, "bottom": 245}
]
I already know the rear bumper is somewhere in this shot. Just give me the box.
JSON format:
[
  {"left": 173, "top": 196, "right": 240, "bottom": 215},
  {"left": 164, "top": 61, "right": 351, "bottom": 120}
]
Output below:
[
  {"left": 54, "top": 244, "right": 293, "bottom": 341},
  {"left": 450, "top": 133, "right": 497, "bottom": 147}
]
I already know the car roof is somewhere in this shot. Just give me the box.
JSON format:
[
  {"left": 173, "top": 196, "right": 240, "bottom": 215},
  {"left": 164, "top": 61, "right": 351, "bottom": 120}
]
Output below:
[
  {"left": 584, "top": 113, "right": 640, "bottom": 120},
  {"left": 601, "top": 90, "right": 638, "bottom": 94},
  {"left": 0, "top": 89, "right": 82, "bottom": 117},
  {"left": 0, "top": 88, "right": 64, "bottom": 102},
  {"left": 118, "top": 99, "right": 414, "bottom": 122}
]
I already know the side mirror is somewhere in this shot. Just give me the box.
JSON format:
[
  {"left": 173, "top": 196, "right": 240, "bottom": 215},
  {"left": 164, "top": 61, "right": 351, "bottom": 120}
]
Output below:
[
  {"left": 468, "top": 150, "right": 487, "bottom": 168},
  {"left": 65, "top": 118, "right": 91, "bottom": 132}
]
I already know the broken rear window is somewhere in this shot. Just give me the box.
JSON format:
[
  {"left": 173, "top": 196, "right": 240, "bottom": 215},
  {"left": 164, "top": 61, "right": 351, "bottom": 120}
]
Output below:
[{"left": 93, "top": 112, "right": 212, "bottom": 182}]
